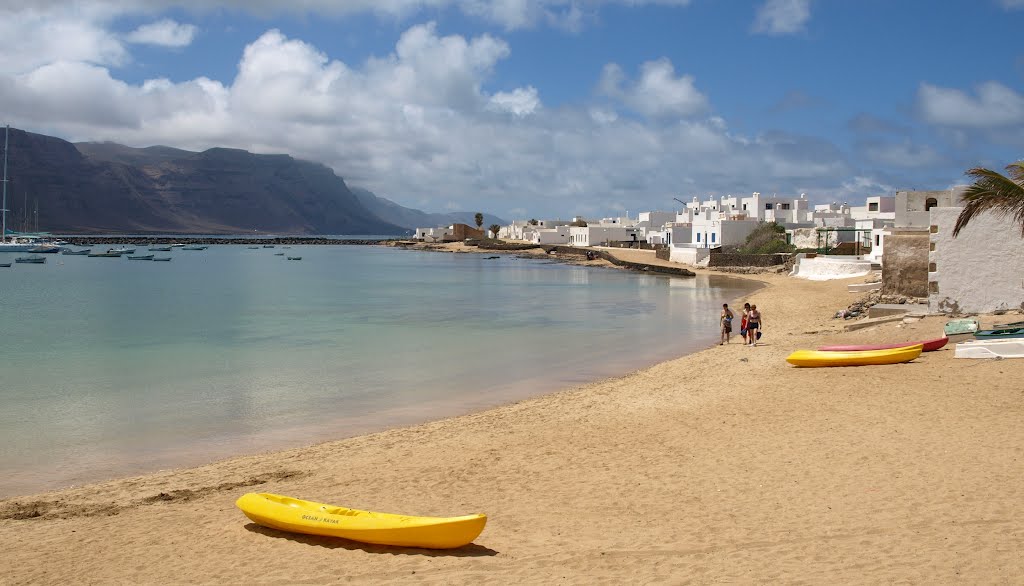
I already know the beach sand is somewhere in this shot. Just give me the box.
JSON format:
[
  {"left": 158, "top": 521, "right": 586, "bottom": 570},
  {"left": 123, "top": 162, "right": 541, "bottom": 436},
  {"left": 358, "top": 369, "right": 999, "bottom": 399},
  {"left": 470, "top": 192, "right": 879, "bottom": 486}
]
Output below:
[{"left": 2, "top": 247, "right": 1023, "bottom": 584}]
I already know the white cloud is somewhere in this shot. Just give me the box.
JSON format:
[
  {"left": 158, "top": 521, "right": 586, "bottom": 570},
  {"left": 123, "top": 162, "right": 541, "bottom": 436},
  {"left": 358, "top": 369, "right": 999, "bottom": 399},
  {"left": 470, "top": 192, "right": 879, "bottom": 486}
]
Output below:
[
  {"left": 917, "top": 81, "right": 1024, "bottom": 128},
  {"left": 125, "top": 18, "right": 198, "bottom": 47},
  {"left": 487, "top": 86, "right": 541, "bottom": 116},
  {"left": 0, "top": 6, "right": 127, "bottom": 73},
  {"left": 599, "top": 59, "right": 708, "bottom": 118},
  {"left": 752, "top": 0, "right": 811, "bottom": 35},
  {"left": 0, "top": 22, "right": 859, "bottom": 218},
  {"left": 3, "top": 1, "right": 696, "bottom": 32}
]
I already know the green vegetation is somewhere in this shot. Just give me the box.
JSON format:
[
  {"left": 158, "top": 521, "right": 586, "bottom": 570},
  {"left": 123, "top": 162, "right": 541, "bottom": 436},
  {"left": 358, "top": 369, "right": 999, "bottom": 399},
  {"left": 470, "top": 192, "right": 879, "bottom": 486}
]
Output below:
[
  {"left": 474, "top": 212, "right": 484, "bottom": 231},
  {"left": 489, "top": 223, "right": 501, "bottom": 238},
  {"left": 733, "top": 222, "right": 795, "bottom": 254},
  {"left": 954, "top": 161, "right": 1024, "bottom": 237}
]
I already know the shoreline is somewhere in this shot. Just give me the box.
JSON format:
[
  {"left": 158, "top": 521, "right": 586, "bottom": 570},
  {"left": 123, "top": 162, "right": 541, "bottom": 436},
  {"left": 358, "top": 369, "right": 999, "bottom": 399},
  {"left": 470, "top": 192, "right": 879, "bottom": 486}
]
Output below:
[{"left": 3, "top": 252, "right": 1023, "bottom": 583}]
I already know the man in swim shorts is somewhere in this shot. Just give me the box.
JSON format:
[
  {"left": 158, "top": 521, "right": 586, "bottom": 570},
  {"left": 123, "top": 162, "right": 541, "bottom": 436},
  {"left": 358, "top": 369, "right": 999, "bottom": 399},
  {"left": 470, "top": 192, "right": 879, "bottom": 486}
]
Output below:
[{"left": 720, "top": 303, "right": 734, "bottom": 345}]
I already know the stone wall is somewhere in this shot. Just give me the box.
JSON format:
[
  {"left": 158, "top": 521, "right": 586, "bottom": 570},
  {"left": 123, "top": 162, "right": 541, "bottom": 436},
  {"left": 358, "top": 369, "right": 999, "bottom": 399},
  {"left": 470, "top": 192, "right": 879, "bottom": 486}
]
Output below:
[
  {"left": 929, "top": 207, "right": 1024, "bottom": 314},
  {"left": 881, "top": 229, "right": 929, "bottom": 298},
  {"left": 708, "top": 252, "right": 791, "bottom": 267}
]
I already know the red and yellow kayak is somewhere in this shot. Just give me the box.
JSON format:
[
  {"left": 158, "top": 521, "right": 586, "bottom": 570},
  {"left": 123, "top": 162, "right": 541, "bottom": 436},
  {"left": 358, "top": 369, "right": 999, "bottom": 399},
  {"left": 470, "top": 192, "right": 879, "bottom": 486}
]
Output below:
[
  {"left": 817, "top": 336, "right": 948, "bottom": 352},
  {"left": 786, "top": 344, "right": 923, "bottom": 367},
  {"left": 236, "top": 493, "right": 486, "bottom": 549}
]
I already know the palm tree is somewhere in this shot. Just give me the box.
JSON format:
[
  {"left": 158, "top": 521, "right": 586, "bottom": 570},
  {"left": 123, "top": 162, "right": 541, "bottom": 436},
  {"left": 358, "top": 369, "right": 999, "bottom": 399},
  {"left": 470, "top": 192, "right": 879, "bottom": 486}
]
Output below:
[
  {"left": 474, "top": 212, "right": 484, "bottom": 232},
  {"left": 489, "top": 223, "right": 501, "bottom": 238},
  {"left": 953, "top": 161, "right": 1024, "bottom": 237}
]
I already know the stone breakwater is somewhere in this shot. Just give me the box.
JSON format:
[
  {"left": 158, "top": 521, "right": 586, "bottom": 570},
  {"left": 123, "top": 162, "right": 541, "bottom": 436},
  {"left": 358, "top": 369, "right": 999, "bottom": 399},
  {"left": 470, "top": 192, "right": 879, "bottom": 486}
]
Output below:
[{"left": 62, "top": 236, "right": 400, "bottom": 246}]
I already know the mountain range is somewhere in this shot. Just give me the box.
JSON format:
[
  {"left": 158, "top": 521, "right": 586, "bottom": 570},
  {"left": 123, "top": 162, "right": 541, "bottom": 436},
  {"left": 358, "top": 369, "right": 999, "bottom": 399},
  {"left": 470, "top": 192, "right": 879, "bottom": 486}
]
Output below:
[{"left": 1, "top": 127, "right": 505, "bottom": 235}]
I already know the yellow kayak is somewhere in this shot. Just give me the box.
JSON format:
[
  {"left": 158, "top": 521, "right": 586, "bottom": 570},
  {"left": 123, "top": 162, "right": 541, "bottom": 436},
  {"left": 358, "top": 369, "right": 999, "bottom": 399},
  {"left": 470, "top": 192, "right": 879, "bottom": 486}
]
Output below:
[
  {"left": 786, "top": 344, "right": 923, "bottom": 367},
  {"left": 235, "top": 493, "right": 486, "bottom": 549}
]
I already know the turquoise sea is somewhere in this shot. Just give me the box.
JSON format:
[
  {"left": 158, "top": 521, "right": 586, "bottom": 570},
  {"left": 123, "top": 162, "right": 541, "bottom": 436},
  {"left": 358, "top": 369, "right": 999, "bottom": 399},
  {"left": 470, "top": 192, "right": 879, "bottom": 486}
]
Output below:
[{"left": 0, "top": 245, "right": 756, "bottom": 497}]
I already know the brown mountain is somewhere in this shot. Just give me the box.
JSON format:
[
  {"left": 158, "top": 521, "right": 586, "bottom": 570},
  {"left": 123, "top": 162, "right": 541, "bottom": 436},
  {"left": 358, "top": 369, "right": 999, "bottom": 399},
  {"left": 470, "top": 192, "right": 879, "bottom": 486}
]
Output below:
[{"left": 1, "top": 127, "right": 406, "bottom": 235}]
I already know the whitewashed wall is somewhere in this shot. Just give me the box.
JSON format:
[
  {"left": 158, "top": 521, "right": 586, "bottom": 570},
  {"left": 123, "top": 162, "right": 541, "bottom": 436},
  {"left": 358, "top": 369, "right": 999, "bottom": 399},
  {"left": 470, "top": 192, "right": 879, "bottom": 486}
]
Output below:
[
  {"left": 670, "top": 245, "right": 711, "bottom": 267},
  {"left": 929, "top": 207, "right": 1024, "bottom": 314}
]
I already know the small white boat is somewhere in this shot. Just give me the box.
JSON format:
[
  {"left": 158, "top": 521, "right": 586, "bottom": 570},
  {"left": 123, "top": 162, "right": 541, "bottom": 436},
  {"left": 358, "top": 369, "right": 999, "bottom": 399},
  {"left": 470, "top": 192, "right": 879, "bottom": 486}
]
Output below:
[{"left": 954, "top": 339, "right": 1024, "bottom": 359}]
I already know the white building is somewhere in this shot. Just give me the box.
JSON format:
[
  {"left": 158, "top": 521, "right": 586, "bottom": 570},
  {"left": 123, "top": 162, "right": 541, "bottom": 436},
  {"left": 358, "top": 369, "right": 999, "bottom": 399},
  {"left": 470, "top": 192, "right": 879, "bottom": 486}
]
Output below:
[{"left": 568, "top": 225, "right": 640, "bottom": 247}]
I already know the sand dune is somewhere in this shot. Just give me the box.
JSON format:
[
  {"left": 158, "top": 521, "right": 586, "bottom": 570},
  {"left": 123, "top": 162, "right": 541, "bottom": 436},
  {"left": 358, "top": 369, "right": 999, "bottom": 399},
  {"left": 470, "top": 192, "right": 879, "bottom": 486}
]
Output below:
[{"left": 2, "top": 250, "right": 1022, "bottom": 584}]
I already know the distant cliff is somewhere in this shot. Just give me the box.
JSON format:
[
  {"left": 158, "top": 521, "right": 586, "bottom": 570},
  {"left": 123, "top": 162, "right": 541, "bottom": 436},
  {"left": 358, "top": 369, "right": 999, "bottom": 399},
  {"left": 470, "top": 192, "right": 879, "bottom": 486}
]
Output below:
[
  {"left": 350, "top": 187, "right": 507, "bottom": 230},
  {"left": 1, "top": 128, "right": 407, "bottom": 235}
]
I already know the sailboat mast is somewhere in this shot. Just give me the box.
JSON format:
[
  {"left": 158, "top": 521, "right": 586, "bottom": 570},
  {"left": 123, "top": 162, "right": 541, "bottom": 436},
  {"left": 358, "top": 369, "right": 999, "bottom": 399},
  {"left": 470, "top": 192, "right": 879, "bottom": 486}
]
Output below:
[{"left": 2, "top": 125, "right": 8, "bottom": 244}]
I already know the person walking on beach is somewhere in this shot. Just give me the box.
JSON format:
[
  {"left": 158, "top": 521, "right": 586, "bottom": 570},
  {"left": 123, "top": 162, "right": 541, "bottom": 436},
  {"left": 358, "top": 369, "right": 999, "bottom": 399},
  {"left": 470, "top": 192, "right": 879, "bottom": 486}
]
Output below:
[
  {"left": 720, "top": 303, "right": 734, "bottom": 345},
  {"left": 740, "top": 303, "right": 751, "bottom": 344},
  {"left": 747, "top": 304, "right": 762, "bottom": 346}
]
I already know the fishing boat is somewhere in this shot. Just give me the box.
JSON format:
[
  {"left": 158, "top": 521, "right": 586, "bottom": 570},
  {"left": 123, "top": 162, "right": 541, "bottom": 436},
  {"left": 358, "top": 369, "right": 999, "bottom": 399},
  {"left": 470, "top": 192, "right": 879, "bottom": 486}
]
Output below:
[
  {"left": 247, "top": 246, "right": 260, "bottom": 249},
  {"left": 974, "top": 327, "right": 1024, "bottom": 340},
  {"left": 109, "top": 247, "right": 135, "bottom": 254},
  {"left": 148, "top": 246, "right": 172, "bottom": 252},
  {"left": 62, "top": 248, "right": 92, "bottom": 255},
  {"left": 0, "top": 262, "right": 10, "bottom": 267},
  {"left": 28, "top": 243, "right": 61, "bottom": 253},
  {"left": 818, "top": 336, "right": 948, "bottom": 352},
  {"left": 182, "top": 244, "right": 208, "bottom": 250},
  {"left": 88, "top": 251, "right": 123, "bottom": 258},
  {"left": 262, "top": 244, "right": 275, "bottom": 248},
  {"left": 235, "top": 493, "right": 487, "bottom": 549},
  {"left": 170, "top": 243, "right": 185, "bottom": 248},
  {"left": 286, "top": 256, "right": 302, "bottom": 260},
  {"left": 127, "top": 254, "right": 154, "bottom": 260},
  {"left": 955, "top": 339, "right": 1024, "bottom": 359},
  {"left": 785, "top": 344, "right": 923, "bottom": 367},
  {"left": 274, "top": 252, "right": 284, "bottom": 256},
  {"left": 14, "top": 255, "right": 46, "bottom": 264},
  {"left": 944, "top": 318, "right": 980, "bottom": 336},
  {"left": 152, "top": 257, "right": 172, "bottom": 261}
]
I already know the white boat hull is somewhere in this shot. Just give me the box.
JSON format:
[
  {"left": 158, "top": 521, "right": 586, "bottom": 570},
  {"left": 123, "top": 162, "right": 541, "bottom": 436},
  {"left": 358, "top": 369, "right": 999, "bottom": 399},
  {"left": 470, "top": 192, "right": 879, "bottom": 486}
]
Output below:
[
  {"left": 0, "top": 242, "right": 44, "bottom": 253},
  {"left": 954, "top": 339, "right": 1024, "bottom": 359}
]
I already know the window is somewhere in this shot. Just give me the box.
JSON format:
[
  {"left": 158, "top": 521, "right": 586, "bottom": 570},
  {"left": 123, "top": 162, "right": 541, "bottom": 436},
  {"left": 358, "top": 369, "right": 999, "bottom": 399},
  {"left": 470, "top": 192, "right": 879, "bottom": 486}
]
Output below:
[
  {"left": 711, "top": 233, "right": 716, "bottom": 243},
  {"left": 868, "top": 202, "right": 879, "bottom": 212},
  {"left": 925, "top": 197, "right": 938, "bottom": 211},
  {"left": 780, "top": 203, "right": 791, "bottom": 210},
  {"left": 765, "top": 203, "right": 774, "bottom": 210},
  {"left": 875, "top": 235, "right": 880, "bottom": 246},
  {"left": 742, "top": 204, "right": 747, "bottom": 210}
]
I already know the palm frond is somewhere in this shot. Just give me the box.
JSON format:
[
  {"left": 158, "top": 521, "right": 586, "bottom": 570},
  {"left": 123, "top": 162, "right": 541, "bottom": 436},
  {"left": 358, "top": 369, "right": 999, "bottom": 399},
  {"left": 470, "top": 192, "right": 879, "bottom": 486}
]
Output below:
[{"left": 953, "top": 164, "right": 1024, "bottom": 237}]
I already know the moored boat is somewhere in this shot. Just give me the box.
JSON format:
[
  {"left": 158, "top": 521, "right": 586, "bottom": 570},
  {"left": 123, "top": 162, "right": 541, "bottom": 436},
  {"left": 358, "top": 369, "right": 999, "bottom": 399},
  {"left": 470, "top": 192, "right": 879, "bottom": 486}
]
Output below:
[
  {"left": 182, "top": 244, "right": 208, "bottom": 250},
  {"left": 151, "top": 257, "right": 172, "bottom": 261},
  {"left": 786, "top": 344, "right": 923, "bottom": 367},
  {"left": 14, "top": 255, "right": 46, "bottom": 264},
  {"left": 0, "top": 262, "right": 11, "bottom": 267},
  {"left": 62, "top": 248, "right": 91, "bottom": 255},
  {"left": 88, "top": 251, "right": 123, "bottom": 257},
  {"left": 994, "top": 320, "right": 1024, "bottom": 329},
  {"left": 28, "top": 243, "right": 61, "bottom": 253},
  {"left": 128, "top": 254, "right": 154, "bottom": 260},
  {"left": 235, "top": 493, "right": 487, "bottom": 549},
  {"left": 148, "top": 246, "right": 172, "bottom": 252},
  {"left": 109, "top": 247, "right": 136, "bottom": 254},
  {"left": 944, "top": 318, "right": 980, "bottom": 336},
  {"left": 955, "top": 339, "right": 1024, "bottom": 359},
  {"left": 974, "top": 327, "right": 1024, "bottom": 340},
  {"left": 286, "top": 256, "right": 302, "bottom": 260},
  {"left": 818, "top": 336, "right": 948, "bottom": 352}
]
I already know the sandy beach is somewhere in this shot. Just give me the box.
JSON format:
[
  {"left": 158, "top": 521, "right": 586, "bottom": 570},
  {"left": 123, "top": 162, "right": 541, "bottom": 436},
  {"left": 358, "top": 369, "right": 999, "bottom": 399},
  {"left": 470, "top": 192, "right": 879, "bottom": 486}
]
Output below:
[{"left": 2, "top": 246, "right": 1023, "bottom": 584}]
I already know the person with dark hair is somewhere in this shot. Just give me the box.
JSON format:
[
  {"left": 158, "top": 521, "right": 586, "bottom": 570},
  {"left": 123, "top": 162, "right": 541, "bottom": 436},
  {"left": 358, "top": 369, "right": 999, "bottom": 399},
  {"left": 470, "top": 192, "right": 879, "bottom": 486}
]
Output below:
[
  {"left": 740, "top": 302, "right": 751, "bottom": 344},
  {"left": 747, "top": 304, "right": 762, "bottom": 346},
  {"left": 720, "top": 303, "right": 734, "bottom": 345}
]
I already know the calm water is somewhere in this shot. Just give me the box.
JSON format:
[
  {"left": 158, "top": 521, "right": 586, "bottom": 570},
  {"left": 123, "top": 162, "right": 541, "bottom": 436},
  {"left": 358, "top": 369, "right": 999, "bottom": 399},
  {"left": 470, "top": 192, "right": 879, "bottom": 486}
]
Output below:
[{"left": 0, "top": 246, "right": 756, "bottom": 497}]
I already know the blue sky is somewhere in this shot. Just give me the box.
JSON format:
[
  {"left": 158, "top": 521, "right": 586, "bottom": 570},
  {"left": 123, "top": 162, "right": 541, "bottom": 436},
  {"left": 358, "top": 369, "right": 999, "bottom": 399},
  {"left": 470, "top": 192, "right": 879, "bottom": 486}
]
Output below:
[{"left": 1, "top": 1, "right": 1022, "bottom": 219}]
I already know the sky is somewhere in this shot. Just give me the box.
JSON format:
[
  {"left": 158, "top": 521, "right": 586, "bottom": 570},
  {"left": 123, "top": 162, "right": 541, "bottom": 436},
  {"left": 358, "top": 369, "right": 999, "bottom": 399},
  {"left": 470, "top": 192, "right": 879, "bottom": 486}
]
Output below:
[{"left": 1, "top": 1, "right": 1022, "bottom": 220}]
